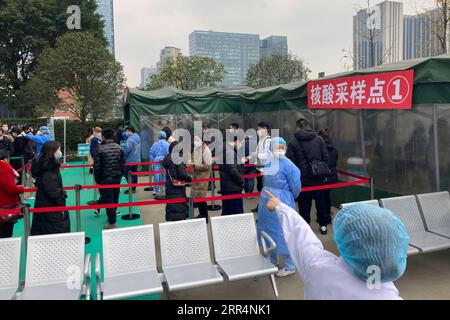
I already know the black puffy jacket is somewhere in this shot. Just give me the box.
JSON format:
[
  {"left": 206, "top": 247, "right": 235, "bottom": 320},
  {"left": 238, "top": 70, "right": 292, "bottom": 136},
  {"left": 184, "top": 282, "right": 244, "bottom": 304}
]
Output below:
[
  {"left": 31, "top": 159, "right": 70, "bottom": 236},
  {"left": 162, "top": 155, "right": 192, "bottom": 221},
  {"left": 219, "top": 147, "right": 244, "bottom": 194},
  {"left": 94, "top": 139, "right": 125, "bottom": 183},
  {"left": 287, "top": 129, "right": 329, "bottom": 187}
]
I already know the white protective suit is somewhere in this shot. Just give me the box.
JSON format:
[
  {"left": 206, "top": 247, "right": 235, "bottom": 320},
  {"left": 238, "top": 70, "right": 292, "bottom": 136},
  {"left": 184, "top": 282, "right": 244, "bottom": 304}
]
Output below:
[{"left": 275, "top": 203, "right": 403, "bottom": 300}]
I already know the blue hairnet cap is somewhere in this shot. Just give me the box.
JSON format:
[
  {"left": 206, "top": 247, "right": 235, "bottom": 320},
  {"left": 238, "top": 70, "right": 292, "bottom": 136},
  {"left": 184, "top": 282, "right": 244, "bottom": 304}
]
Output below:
[
  {"left": 158, "top": 131, "right": 167, "bottom": 139},
  {"left": 271, "top": 137, "right": 287, "bottom": 148},
  {"left": 39, "top": 126, "right": 50, "bottom": 135},
  {"left": 333, "top": 204, "right": 409, "bottom": 283}
]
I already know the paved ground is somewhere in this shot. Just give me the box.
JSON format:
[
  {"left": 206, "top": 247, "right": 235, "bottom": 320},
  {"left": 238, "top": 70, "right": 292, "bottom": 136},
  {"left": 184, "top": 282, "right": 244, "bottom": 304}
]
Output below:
[{"left": 135, "top": 181, "right": 450, "bottom": 300}]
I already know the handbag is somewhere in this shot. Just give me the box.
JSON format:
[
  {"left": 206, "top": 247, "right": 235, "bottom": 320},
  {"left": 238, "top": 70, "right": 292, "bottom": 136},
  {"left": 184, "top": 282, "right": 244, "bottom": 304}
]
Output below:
[
  {"left": 167, "top": 167, "right": 190, "bottom": 188},
  {"left": 298, "top": 140, "right": 331, "bottom": 179},
  {"left": 0, "top": 202, "right": 25, "bottom": 225}
]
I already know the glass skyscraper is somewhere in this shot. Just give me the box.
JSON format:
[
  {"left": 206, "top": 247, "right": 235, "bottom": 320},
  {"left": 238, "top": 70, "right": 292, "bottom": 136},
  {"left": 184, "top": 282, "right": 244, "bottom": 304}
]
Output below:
[
  {"left": 96, "top": 0, "right": 115, "bottom": 56},
  {"left": 189, "top": 31, "right": 260, "bottom": 87},
  {"left": 260, "top": 36, "right": 288, "bottom": 59}
]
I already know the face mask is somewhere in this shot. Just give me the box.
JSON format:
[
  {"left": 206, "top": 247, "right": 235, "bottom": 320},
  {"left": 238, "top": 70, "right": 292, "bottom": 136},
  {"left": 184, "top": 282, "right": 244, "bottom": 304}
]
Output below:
[
  {"left": 273, "top": 150, "right": 286, "bottom": 158},
  {"left": 95, "top": 132, "right": 102, "bottom": 139},
  {"left": 2, "top": 127, "right": 8, "bottom": 132},
  {"left": 257, "top": 130, "right": 263, "bottom": 137},
  {"left": 55, "top": 150, "right": 63, "bottom": 160},
  {"left": 194, "top": 141, "right": 203, "bottom": 149}
]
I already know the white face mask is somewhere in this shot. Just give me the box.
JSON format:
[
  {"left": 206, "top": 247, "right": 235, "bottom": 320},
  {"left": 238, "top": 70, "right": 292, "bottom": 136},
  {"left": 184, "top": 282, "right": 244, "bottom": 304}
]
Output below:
[
  {"left": 194, "top": 141, "right": 203, "bottom": 149},
  {"left": 2, "top": 127, "right": 8, "bottom": 132},
  {"left": 95, "top": 132, "right": 102, "bottom": 139},
  {"left": 55, "top": 150, "right": 63, "bottom": 160},
  {"left": 273, "top": 150, "right": 286, "bottom": 159}
]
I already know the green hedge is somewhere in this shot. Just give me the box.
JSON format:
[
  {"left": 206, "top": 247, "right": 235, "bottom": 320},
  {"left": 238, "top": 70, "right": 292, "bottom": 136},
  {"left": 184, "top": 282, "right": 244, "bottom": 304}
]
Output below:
[{"left": 0, "top": 118, "right": 124, "bottom": 154}]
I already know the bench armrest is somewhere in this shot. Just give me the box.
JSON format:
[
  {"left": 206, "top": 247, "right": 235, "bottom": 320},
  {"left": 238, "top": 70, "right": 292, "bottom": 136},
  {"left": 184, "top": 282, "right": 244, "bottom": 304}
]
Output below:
[
  {"left": 95, "top": 253, "right": 102, "bottom": 300},
  {"left": 260, "top": 231, "right": 277, "bottom": 258}
]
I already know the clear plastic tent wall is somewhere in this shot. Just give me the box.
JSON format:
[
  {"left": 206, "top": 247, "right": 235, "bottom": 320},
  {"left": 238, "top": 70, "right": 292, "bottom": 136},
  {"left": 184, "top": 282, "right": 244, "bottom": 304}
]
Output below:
[{"left": 126, "top": 55, "right": 450, "bottom": 204}]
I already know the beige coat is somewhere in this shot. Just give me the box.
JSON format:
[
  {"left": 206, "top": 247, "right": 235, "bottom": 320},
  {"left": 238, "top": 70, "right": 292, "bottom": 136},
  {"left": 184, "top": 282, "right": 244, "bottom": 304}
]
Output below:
[{"left": 190, "top": 144, "right": 212, "bottom": 198}]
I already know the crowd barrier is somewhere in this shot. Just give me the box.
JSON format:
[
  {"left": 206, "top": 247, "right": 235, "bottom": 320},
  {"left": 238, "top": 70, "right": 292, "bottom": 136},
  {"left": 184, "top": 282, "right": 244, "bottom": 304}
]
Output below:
[{"left": 3, "top": 159, "right": 372, "bottom": 252}]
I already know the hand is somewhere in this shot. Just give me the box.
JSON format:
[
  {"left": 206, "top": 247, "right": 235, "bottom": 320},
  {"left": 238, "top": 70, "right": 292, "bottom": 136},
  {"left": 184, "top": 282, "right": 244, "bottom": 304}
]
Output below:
[
  {"left": 265, "top": 190, "right": 282, "bottom": 212},
  {"left": 240, "top": 157, "right": 248, "bottom": 164}
]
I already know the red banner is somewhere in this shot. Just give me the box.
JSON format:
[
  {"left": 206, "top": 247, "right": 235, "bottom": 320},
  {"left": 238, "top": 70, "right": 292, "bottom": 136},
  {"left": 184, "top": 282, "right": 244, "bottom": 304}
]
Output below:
[{"left": 308, "top": 70, "right": 414, "bottom": 109}]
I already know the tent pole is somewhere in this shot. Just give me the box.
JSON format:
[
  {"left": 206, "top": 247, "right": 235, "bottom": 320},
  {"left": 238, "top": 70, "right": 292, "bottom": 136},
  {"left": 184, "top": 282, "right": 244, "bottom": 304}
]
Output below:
[
  {"left": 359, "top": 110, "right": 367, "bottom": 174},
  {"left": 433, "top": 105, "right": 441, "bottom": 191}
]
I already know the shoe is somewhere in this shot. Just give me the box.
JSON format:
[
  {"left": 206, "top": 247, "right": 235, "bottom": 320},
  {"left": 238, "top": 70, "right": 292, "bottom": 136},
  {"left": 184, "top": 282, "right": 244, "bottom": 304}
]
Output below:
[
  {"left": 217, "top": 190, "right": 222, "bottom": 194},
  {"left": 93, "top": 209, "right": 100, "bottom": 216},
  {"left": 320, "top": 226, "right": 328, "bottom": 235},
  {"left": 144, "top": 187, "right": 153, "bottom": 192},
  {"left": 89, "top": 168, "right": 93, "bottom": 175},
  {"left": 153, "top": 192, "right": 157, "bottom": 196},
  {"left": 276, "top": 269, "right": 296, "bottom": 278},
  {"left": 251, "top": 206, "right": 258, "bottom": 213},
  {"left": 124, "top": 189, "right": 136, "bottom": 194},
  {"left": 116, "top": 211, "right": 122, "bottom": 216},
  {"left": 103, "top": 224, "right": 117, "bottom": 230}
]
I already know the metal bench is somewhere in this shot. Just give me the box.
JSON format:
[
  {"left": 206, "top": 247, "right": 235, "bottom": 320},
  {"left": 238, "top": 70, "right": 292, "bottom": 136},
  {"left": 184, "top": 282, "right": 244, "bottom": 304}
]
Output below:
[
  {"left": 380, "top": 196, "right": 450, "bottom": 254},
  {"left": 159, "top": 219, "right": 223, "bottom": 292},
  {"left": 210, "top": 213, "right": 279, "bottom": 298},
  {"left": 340, "top": 200, "right": 380, "bottom": 209},
  {"left": 340, "top": 199, "right": 419, "bottom": 255},
  {"left": 16, "top": 232, "right": 91, "bottom": 300},
  {"left": 96, "top": 225, "right": 163, "bottom": 300},
  {"left": 0, "top": 238, "right": 21, "bottom": 300},
  {"left": 416, "top": 191, "right": 450, "bottom": 239}
]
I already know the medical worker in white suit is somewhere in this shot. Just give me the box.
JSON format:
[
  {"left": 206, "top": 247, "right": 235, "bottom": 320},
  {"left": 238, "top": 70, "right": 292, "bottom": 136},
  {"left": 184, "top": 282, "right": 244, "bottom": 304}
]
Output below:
[{"left": 265, "top": 190, "right": 409, "bottom": 300}]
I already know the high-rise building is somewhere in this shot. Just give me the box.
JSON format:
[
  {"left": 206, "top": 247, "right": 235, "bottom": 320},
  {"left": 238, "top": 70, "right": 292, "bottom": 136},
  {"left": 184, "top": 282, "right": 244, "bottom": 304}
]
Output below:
[
  {"left": 140, "top": 67, "right": 158, "bottom": 89},
  {"left": 353, "top": 1, "right": 404, "bottom": 70},
  {"left": 189, "top": 31, "right": 260, "bottom": 87},
  {"left": 404, "top": 9, "right": 450, "bottom": 60},
  {"left": 156, "top": 47, "right": 182, "bottom": 72},
  {"left": 260, "top": 36, "right": 288, "bottom": 59},
  {"left": 96, "top": 0, "right": 115, "bottom": 56}
]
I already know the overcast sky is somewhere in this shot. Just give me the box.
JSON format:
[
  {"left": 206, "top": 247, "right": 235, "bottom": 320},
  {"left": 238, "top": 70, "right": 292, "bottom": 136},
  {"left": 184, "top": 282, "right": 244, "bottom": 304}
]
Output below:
[{"left": 114, "top": 0, "right": 434, "bottom": 87}]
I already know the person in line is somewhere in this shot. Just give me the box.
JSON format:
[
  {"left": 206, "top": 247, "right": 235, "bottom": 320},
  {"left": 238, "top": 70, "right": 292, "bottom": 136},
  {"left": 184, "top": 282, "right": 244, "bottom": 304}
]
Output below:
[
  {"left": 114, "top": 124, "right": 127, "bottom": 145},
  {"left": 230, "top": 123, "right": 256, "bottom": 195},
  {"left": 162, "top": 126, "right": 176, "bottom": 144},
  {"left": 318, "top": 129, "right": 339, "bottom": 219},
  {"left": 287, "top": 119, "right": 330, "bottom": 235},
  {"left": 150, "top": 131, "right": 170, "bottom": 197},
  {"left": 25, "top": 126, "right": 53, "bottom": 159},
  {"left": 251, "top": 122, "right": 272, "bottom": 212},
  {"left": 94, "top": 129, "right": 125, "bottom": 229},
  {"left": 86, "top": 128, "right": 95, "bottom": 174},
  {"left": 265, "top": 190, "right": 409, "bottom": 300},
  {"left": 189, "top": 136, "right": 212, "bottom": 222},
  {"left": 0, "top": 127, "right": 14, "bottom": 155},
  {"left": 258, "top": 137, "right": 301, "bottom": 277},
  {"left": 1, "top": 124, "right": 14, "bottom": 142},
  {"left": 89, "top": 127, "right": 102, "bottom": 174},
  {"left": 122, "top": 127, "right": 141, "bottom": 194},
  {"left": 0, "top": 150, "right": 25, "bottom": 238},
  {"left": 30, "top": 141, "right": 70, "bottom": 236},
  {"left": 219, "top": 138, "right": 244, "bottom": 215},
  {"left": 9, "top": 126, "right": 34, "bottom": 184},
  {"left": 162, "top": 141, "right": 192, "bottom": 221}
]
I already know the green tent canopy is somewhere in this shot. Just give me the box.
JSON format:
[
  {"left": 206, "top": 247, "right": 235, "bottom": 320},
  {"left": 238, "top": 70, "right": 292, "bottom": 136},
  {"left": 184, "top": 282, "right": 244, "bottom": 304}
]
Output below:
[{"left": 124, "top": 54, "right": 450, "bottom": 128}]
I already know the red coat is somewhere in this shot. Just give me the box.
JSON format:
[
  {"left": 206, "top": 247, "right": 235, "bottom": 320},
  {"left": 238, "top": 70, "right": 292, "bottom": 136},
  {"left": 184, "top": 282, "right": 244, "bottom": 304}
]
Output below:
[{"left": 0, "top": 161, "right": 25, "bottom": 212}]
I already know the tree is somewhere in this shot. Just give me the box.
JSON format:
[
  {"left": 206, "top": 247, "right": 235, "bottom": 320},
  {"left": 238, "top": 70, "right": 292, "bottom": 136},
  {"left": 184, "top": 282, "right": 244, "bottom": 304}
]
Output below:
[
  {"left": 29, "top": 32, "right": 125, "bottom": 123},
  {"left": 417, "top": 0, "right": 449, "bottom": 55},
  {"left": 146, "top": 54, "right": 225, "bottom": 90},
  {"left": 0, "top": 0, "right": 105, "bottom": 116},
  {"left": 246, "top": 54, "right": 310, "bottom": 88}
]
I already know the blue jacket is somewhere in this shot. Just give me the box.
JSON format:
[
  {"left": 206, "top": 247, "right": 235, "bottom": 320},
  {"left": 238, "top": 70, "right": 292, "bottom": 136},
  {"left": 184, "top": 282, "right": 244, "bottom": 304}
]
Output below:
[
  {"left": 257, "top": 156, "right": 301, "bottom": 255},
  {"left": 149, "top": 139, "right": 169, "bottom": 162},
  {"left": 90, "top": 137, "right": 102, "bottom": 159},
  {"left": 123, "top": 133, "right": 141, "bottom": 163},
  {"left": 26, "top": 134, "right": 54, "bottom": 159}
]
